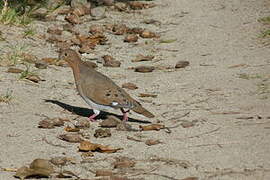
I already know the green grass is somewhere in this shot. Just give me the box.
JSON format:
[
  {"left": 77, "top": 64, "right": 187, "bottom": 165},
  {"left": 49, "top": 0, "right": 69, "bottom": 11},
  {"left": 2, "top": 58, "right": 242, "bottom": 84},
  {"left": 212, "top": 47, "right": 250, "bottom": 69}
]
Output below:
[
  {"left": 259, "top": 16, "right": 270, "bottom": 38},
  {"left": 23, "top": 27, "right": 36, "bottom": 37},
  {"left": 0, "top": 89, "right": 13, "bottom": 103},
  {"left": 0, "top": 7, "right": 32, "bottom": 26},
  {"left": 20, "top": 64, "right": 36, "bottom": 79}
]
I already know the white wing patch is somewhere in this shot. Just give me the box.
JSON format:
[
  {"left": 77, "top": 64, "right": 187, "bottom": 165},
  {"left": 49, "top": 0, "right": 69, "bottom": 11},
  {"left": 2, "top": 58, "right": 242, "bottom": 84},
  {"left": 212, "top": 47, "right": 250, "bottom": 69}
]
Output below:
[{"left": 111, "top": 102, "right": 119, "bottom": 106}]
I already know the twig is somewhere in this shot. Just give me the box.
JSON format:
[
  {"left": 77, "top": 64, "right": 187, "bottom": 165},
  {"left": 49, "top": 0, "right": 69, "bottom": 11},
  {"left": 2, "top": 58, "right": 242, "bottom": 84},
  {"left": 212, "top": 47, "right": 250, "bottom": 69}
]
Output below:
[
  {"left": 177, "top": 127, "right": 221, "bottom": 140},
  {"left": 42, "top": 137, "right": 68, "bottom": 148},
  {"left": 127, "top": 136, "right": 144, "bottom": 142},
  {"left": 188, "top": 142, "right": 240, "bottom": 148}
]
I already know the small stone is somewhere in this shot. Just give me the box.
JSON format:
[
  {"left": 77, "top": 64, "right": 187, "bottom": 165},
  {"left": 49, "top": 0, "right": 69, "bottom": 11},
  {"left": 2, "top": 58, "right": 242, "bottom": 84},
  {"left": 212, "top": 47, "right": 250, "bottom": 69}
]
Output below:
[
  {"left": 71, "top": 0, "right": 88, "bottom": 8},
  {"left": 175, "top": 61, "right": 190, "bottom": 68},
  {"left": 99, "top": 115, "right": 121, "bottom": 128},
  {"left": 103, "top": 55, "right": 121, "bottom": 67},
  {"left": 132, "top": 54, "right": 154, "bottom": 62},
  {"left": 116, "top": 122, "right": 133, "bottom": 131},
  {"left": 35, "top": 61, "right": 48, "bottom": 69},
  {"left": 65, "top": 14, "right": 81, "bottom": 24},
  {"left": 122, "top": 82, "right": 138, "bottom": 90},
  {"left": 102, "top": 0, "right": 114, "bottom": 6},
  {"left": 74, "top": 118, "right": 90, "bottom": 129},
  {"left": 94, "top": 128, "right": 111, "bottom": 138},
  {"left": 114, "top": 2, "right": 127, "bottom": 11},
  {"left": 90, "top": 7, "right": 106, "bottom": 20},
  {"left": 134, "top": 66, "right": 155, "bottom": 73},
  {"left": 89, "top": 24, "right": 105, "bottom": 34},
  {"left": 180, "top": 121, "right": 195, "bottom": 128},
  {"left": 47, "top": 27, "right": 62, "bottom": 35},
  {"left": 112, "top": 24, "right": 128, "bottom": 35},
  {"left": 145, "top": 139, "right": 162, "bottom": 146},
  {"left": 31, "top": 8, "right": 48, "bottom": 19}
]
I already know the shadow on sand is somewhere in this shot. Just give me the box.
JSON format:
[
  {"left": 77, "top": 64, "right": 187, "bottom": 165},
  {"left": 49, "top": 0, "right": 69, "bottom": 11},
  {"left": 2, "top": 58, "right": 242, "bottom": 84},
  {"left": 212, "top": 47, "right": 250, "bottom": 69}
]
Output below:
[{"left": 44, "top": 99, "right": 151, "bottom": 124}]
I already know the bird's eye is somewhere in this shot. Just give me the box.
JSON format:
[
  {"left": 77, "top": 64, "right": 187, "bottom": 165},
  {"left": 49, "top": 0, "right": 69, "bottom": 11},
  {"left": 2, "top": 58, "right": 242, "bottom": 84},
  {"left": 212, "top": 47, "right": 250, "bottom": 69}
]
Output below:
[{"left": 64, "top": 53, "right": 68, "bottom": 56}]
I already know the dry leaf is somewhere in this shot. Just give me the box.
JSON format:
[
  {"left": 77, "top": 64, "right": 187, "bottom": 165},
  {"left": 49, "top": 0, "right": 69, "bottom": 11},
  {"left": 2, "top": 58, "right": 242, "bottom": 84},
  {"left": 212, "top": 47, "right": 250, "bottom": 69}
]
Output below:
[
  {"left": 132, "top": 54, "right": 154, "bottom": 62},
  {"left": 113, "top": 157, "right": 135, "bottom": 169},
  {"left": 26, "top": 75, "right": 43, "bottom": 83},
  {"left": 129, "top": 1, "right": 156, "bottom": 10},
  {"left": 41, "top": 58, "right": 58, "bottom": 65},
  {"left": 95, "top": 169, "right": 114, "bottom": 177},
  {"left": 122, "top": 82, "right": 138, "bottom": 90},
  {"left": 139, "top": 30, "right": 157, "bottom": 38},
  {"left": 138, "top": 93, "right": 157, "bottom": 98},
  {"left": 124, "top": 34, "right": 138, "bottom": 43},
  {"left": 181, "top": 177, "right": 199, "bottom": 180},
  {"left": 134, "top": 65, "right": 155, "bottom": 73},
  {"left": 7, "top": 67, "right": 24, "bottom": 73},
  {"left": 15, "top": 159, "right": 54, "bottom": 179},
  {"left": 78, "top": 140, "right": 122, "bottom": 153},
  {"left": 65, "top": 126, "right": 80, "bottom": 132},
  {"left": 99, "top": 115, "right": 121, "bottom": 128},
  {"left": 175, "top": 61, "right": 190, "bottom": 68},
  {"left": 139, "top": 124, "right": 165, "bottom": 131},
  {"left": 38, "top": 117, "right": 66, "bottom": 129},
  {"left": 145, "top": 139, "right": 162, "bottom": 146},
  {"left": 58, "top": 133, "right": 83, "bottom": 143}
]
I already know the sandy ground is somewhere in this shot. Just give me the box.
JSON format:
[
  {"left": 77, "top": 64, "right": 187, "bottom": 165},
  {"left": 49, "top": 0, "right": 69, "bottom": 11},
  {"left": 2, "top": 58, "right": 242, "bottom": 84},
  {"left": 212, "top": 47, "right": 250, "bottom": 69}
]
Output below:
[{"left": 0, "top": 0, "right": 270, "bottom": 179}]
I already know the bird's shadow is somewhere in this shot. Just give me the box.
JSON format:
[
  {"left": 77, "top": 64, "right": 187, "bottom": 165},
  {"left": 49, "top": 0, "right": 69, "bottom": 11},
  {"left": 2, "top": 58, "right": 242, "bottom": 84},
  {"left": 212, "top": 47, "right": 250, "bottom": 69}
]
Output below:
[{"left": 44, "top": 99, "right": 151, "bottom": 124}]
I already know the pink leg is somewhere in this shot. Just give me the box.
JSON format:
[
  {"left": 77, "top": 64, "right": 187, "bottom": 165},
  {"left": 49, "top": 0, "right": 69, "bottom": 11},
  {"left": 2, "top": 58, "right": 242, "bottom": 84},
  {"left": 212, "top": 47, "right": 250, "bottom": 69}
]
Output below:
[
  {"left": 88, "top": 114, "right": 97, "bottom": 122},
  {"left": 121, "top": 108, "right": 129, "bottom": 121},
  {"left": 123, "top": 112, "right": 129, "bottom": 121}
]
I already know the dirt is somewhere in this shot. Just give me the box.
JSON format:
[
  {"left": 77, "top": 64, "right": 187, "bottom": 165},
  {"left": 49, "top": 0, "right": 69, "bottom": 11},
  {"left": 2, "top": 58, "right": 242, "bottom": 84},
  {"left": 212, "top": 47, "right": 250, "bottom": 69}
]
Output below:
[{"left": 0, "top": 0, "right": 270, "bottom": 179}]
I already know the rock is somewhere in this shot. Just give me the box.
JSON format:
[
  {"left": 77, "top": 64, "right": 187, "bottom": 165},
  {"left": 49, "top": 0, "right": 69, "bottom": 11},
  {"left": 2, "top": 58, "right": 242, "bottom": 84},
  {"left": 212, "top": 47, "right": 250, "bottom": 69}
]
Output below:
[
  {"left": 47, "top": 26, "right": 62, "bottom": 35},
  {"left": 99, "top": 115, "right": 121, "bottom": 128},
  {"left": 35, "top": 61, "right": 48, "bottom": 69},
  {"left": 122, "top": 82, "right": 138, "bottom": 90},
  {"left": 70, "top": 0, "right": 88, "bottom": 8},
  {"left": 84, "top": 61, "right": 97, "bottom": 68},
  {"left": 90, "top": 7, "right": 106, "bottom": 20},
  {"left": 114, "top": 2, "right": 127, "bottom": 11},
  {"left": 112, "top": 24, "right": 128, "bottom": 35},
  {"left": 94, "top": 128, "right": 112, "bottom": 138},
  {"left": 132, "top": 54, "right": 154, "bottom": 62},
  {"left": 102, "top": 0, "right": 114, "bottom": 6},
  {"left": 124, "top": 34, "right": 138, "bottom": 43},
  {"left": 175, "top": 61, "right": 190, "bottom": 68},
  {"left": 47, "top": 0, "right": 65, "bottom": 9},
  {"left": 103, "top": 55, "right": 121, "bottom": 67},
  {"left": 65, "top": 14, "right": 81, "bottom": 24},
  {"left": 31, "top": 8, "right": 48, "bottom": 19},
  {"left": 89, "top": 24, "right": 105, "bottom": 34},
  {"left": 134, "top": 66, "right": 155, "bottom": 73},
  {"left": 74, "top": 118, "right": 90, "bottom": 129}
]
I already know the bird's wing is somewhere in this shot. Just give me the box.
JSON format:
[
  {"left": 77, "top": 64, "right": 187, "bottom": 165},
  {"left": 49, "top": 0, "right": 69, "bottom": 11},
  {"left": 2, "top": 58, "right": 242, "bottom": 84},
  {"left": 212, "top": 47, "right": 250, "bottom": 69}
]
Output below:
[{"left": 79, "top": 67, "right": 138, "bottom": 109}]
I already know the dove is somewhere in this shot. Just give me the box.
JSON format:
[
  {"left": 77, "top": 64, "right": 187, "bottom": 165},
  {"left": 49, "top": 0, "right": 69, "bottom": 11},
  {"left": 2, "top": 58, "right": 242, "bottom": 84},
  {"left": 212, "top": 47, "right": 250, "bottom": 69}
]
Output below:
[{"left": 59, "top": 49, "right": 154, "bottom": 121}]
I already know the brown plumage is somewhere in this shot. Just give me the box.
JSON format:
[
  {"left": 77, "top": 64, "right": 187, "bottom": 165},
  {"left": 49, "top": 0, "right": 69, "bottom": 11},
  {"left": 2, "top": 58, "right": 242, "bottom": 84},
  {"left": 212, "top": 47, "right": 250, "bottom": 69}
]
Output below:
[{"left": 59, "top": 49, "right": 154, "bottom": 121}]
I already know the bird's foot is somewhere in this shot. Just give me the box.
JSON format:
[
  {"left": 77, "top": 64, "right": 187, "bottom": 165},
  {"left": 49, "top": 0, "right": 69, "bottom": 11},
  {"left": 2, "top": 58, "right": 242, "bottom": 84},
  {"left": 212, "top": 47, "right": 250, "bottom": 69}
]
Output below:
[
  {"left": 121, "top": 109, "right": 130, "bottom": 122},
  {"left": 88, "top": 114, "right": 98, "bottom": 122}
]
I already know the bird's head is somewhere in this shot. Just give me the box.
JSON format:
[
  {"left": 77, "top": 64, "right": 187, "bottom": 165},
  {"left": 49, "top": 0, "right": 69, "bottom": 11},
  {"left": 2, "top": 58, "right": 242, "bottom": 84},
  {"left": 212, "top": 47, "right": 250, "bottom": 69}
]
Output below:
[{"left": 58, "top": 49, "right": 81, "bottom": 66}]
